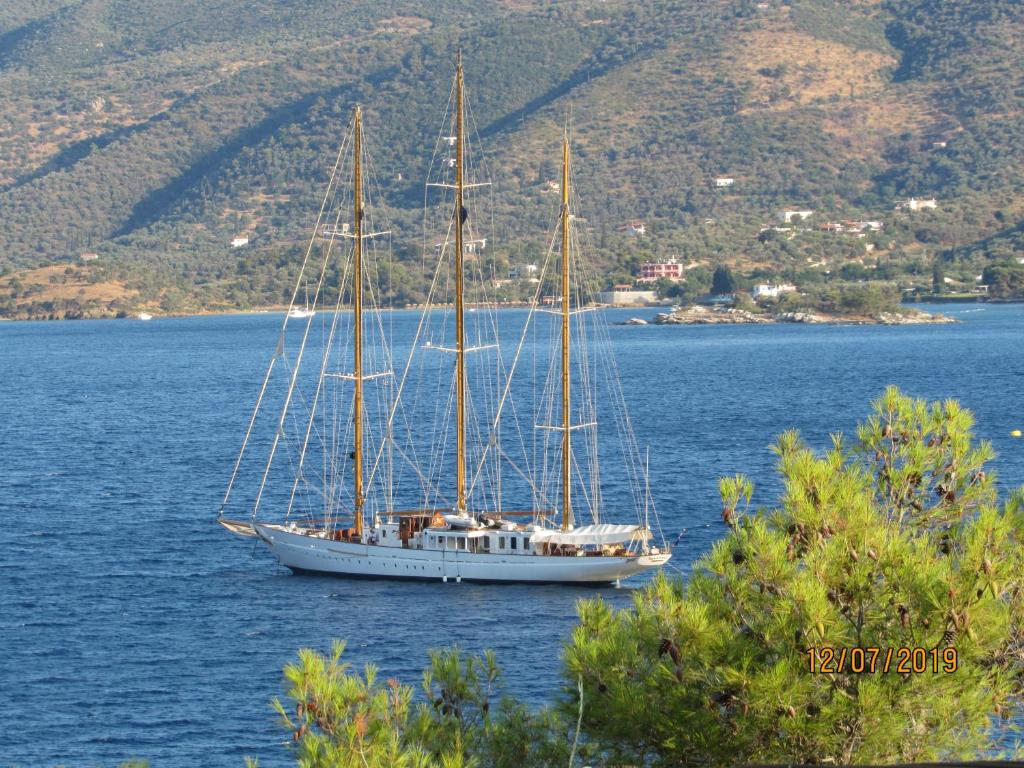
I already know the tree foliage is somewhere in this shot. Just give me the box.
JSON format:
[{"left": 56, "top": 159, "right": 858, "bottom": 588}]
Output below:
[
  {"left": 779, "top": 281, "right": 903, "bottom": 315},
  {"left": 565, "top": 387, "right": 1024, "bottom": 765},
  {"left": 264, "top": 390, "right": 1024, "bottom": 767},
  {"left": 711, "top": 264, "right": 736, "bottom": 295},
  {"left": 982, "top": 261, "right": 1024, "bottom": 299},
  {"left": 271, "top": 641, "right": 571, "bottom": 768}
]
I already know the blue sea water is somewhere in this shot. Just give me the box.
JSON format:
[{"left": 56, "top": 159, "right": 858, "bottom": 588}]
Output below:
[{"left": 1, "top": 304, "right": 1023, "bottom": 766}]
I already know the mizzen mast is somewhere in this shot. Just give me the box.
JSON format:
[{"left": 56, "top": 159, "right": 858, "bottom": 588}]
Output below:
[
  {"left": 454, "top": 53, "right": 468, "bottom": 513},
  {"left": 352, "top": 105, "right": 365, "bottom": 537},
  {"left": 560, "top": 132, "right": 573, "bottom": 532}
]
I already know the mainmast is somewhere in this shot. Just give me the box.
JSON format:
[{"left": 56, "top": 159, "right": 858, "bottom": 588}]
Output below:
[
  {"left": 560, "top": 132, "right": 573, "bottom": 531},
  {"left": 352, "top": 106, "right": 365, "bottom": 537},
  {"left": 454, "top": 53, "right": 468, "bottom": 513}
]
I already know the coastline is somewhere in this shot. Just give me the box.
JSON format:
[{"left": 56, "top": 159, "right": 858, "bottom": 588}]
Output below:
[
  {"left": 0, "top": 301, "right": 538, "bottom": 322},
  {"left": 1, "top": 299, "right": 1004, "bottom": 324},
  {"left": 648, "top": 305, "right": 957, "bottom": 326}
]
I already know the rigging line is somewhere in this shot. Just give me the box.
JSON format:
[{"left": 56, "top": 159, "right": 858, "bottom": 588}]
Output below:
[
  {"left": 595, "top": 294, "right": 649, "bottom": 526},
  {"left": 220, "top": 126, "right": 351, "bottom": 516},
  {"left": 566, "top": 163, "right": 653, "bottom": 533},
  {"left": 276, "top": 354, "right": 317, "bottom": 524},
  {"left": 496, "top": 441, "right": 558, "bottom": 512},
  {"left": 251, "top": 202, "right": 342, "bottom": 521},
  {"left": 367, "top": 191, "right": 458, "bottom": 502},
  {"left": 303, "top": 234, "right": 357, "bottom": 459},
  {"left": 427, "top": 360, "right": 458, "bottom": 509},
  {"left": 353, "top": 168, "right": 396, "bottom": 511},
  {"left": 286, "top": 219, "right": 354, "bottom": 519},
  {"left": 571, "top": 239, "right": 603, "bottom": 521},
  {"left": 463, "top": 221, "right": 559, "bottom": 500},
  {"left": 219, "top": 346, "right": 277, "bottom": 516},
  {"left": 570, "top": 439, "right": 601, "bottom": 526},
  {"left": 362, "top": 214, "right": 451, "bottom": 496},
  {"left": 421, "top": 75, "right": 458, "bottom": 283},
  {"left": 289, "top": 247, "right": 354, "bottom": 523},
  {"left": 391, "top": 431, "right": 451, "bottom": 508}
]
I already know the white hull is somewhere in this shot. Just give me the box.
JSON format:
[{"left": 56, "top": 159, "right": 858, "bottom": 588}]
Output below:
[{"left": 254, "top": 524, "right": 670, "bottom": 584}]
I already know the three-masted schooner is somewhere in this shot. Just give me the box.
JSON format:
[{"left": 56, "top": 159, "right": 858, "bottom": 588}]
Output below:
[{"left": 218, "top": 56, "right": 671, "bottom": 584}]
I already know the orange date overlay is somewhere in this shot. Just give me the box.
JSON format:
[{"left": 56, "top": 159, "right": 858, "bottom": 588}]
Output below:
[{"left": 807, "top": 647, "right": 958, "bottom": 674}]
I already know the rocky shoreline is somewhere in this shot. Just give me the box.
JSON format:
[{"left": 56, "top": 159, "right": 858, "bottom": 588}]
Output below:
[{"left": 650, "top": 305, "right": 956, "bottom": 326}]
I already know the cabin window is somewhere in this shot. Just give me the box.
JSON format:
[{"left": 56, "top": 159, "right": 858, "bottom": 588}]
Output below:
[
  {"left": 510, "top": 537, "right": 517, "bottom": 551},
  {"left": 382, "top": 530, "right": 387, "bottom": 538},
  {"left": 499, "top": 536, "right": 505, "bottom": 549},
  {"left": 457, "top": 537, "right": 466, "bottom": 550}
]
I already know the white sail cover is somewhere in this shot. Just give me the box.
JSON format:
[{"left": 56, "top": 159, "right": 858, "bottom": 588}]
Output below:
[{"left": 530, "top": 524, "right": 645, "bottom": 546}]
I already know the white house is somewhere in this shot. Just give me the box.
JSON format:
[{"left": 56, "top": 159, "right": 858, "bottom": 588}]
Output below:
[
  {"left": 852, "top": 220, "right": 884, "bottom": 231},
  {"left": 79, "top": 252, "right": 99, "bottom": 262},
  {"left": 620, "top": 220, "right": 646, "bottom": 237},
  {"left": 509, "top": 263, "right": 539, "bottom": 280},
  {"left": 752, "top": 283, "right": 796, "bottom": 299},
  {"left": 715, "top": 177, "right": 734, "bottom": 188},
  {"left": 896, "top": 197, "right": 938, "bottom": 212},
  {"left": 465, "top": 237, "right": 487, "bottom": 254},
  {"left": 231, "top": 236, "right": 250, "bottom": 248},
  {"left": 780, "top": 210, "right": 814, "bottom": 224}
]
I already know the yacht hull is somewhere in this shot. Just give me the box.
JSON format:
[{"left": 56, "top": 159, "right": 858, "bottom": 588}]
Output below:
[{"left": 255, "top": 525, "right": 670, "bottom": 584}]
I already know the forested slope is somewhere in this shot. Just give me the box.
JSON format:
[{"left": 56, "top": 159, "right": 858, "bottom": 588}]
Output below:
[{"left": 0, "top": 0, "right": 1021, "bottom": 317}]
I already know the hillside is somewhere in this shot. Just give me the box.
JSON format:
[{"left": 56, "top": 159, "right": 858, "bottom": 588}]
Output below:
[{"left": 0, "top": 0, "right": 1022, "bottom": 318}]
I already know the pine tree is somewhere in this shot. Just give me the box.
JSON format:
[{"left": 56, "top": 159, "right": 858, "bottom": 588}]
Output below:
[
  {"left": 270, "top": 642, "right": 570, "bottom": 768},
  {"left": 933, "top": 258, "right": 946, "bottom": 294},
  {"left": 711, "top": 264, "right": 736, "bottom": 295},
  {"left": 565, "top": 387, "right": 1024, "bottom": 766}
]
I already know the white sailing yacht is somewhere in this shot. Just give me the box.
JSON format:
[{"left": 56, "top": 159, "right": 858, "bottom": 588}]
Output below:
[
  {"left": 287, "top": 283, "right": 315, "bottom": 319},
  {"left": 218, "top": 57, "right": 670, "bottom": 584}
]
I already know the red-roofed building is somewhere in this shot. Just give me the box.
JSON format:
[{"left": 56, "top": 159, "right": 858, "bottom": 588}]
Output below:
[{"left": 638, "top": 257, "right": 685, "bottom": 283}]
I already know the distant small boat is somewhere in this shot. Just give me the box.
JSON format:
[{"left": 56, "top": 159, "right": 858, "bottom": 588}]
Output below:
[
  {"left": 288, "top": 282, "right": 316, "bottom": 319},
  {"left": 624, "top": 317, "right": 648, "bottom": 325},
  {"left": 137, "top": 312, "right": 153, "bottom": 321}
]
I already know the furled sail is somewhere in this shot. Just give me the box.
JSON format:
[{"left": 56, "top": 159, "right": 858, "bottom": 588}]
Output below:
[{"left": 529, "top": 524, "right": 648, "bottom": 546}]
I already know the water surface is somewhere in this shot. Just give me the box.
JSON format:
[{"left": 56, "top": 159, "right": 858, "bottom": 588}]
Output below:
[{"left": 1, "top": 304, "right": 1022, "bottom": 766}]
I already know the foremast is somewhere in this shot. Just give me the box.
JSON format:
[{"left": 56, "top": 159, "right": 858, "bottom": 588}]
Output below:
[
  {"left": 454, "top": 53, "right": 468, "bottom": 514},
  {"left": 352, "top": 105, "right": 365, "bottom": 538}
]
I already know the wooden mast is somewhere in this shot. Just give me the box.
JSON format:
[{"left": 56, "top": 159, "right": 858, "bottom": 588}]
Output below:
[
  {"left": 454, "top": 53, "right": 468, "bottom": 513},
  {"left": 352, "top": 106, "right": 365, "bottom": 537},
  {"left": 560, "top": 131, "right": 573, "bottom": 531}
]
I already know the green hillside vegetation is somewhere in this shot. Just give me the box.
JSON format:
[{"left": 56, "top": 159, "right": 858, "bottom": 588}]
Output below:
[{"left": 1, "top": 0, "right": 1023, "bottom": 318}]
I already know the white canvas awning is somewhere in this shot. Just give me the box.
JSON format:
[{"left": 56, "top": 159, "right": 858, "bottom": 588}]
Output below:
[{"left": 530, "top": 524, "right": 646, "bottom": 546}]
